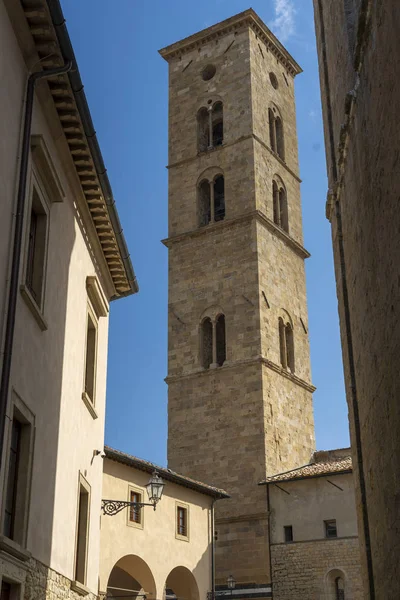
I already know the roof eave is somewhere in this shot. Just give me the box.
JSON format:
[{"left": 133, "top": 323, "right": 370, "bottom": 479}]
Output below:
[
  {"left": 104, "top": 447, "right": 230, "bottom": 500},
  {"left": 258, "top": 468, "right": 353, "bottom": 486}
]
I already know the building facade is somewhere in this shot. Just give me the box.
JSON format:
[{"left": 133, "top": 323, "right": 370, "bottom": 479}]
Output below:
[
  {"left": 312, "top": 2, "right": 400, "bottom": 598},
  {"left": 261, "top": 449, "right": 362, "bottom": 599},
  {"left": 0, "top": 1, "right": 136, "bottom": 599},
  {"left": 160, "top": 10, "right": 315, "bottom": 595},
  {"left": 100, "top": 448, "right": 228, "bottom": 600}
]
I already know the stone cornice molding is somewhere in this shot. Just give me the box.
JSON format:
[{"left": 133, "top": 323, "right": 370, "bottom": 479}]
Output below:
[
  {"left": 162, "top": 210, "right": 310, "bottom": 260},
  {"left": 166, "top": 355, "right": 315, "bottom": 393},
  {"left": 167, "top": 133, "right": 302, "bottom": 184},
  {"left": 159, "top": 9, "right": 302, "bottom": 77}
]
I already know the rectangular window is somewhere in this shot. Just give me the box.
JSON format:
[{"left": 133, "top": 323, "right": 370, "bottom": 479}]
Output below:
[
  {"left": 324, "top": 519, "right": 338, "bottom": 538},
  {"left": 75, "top": 478, "right": 90, "bottom": 585},
  {"left": 284, "top": 525, "right": 293, "bottom": 542},
  {"left": 1, "top": 581, "right": 12, "bottom": 600},
  {"left": 129, "top": 491, "right": 142, "bottom": 524},
  {"left": 84, "top": 310, "right": 97, "bottom": 404},
  {"left": 3, "top": 420, "right": 22, "bottom": 540},
  {"left": 177, "top": 506, "right": 188, "bottom": 537},
  {"left": 26, "top": 188, "right": 47, "bottom": 307}
]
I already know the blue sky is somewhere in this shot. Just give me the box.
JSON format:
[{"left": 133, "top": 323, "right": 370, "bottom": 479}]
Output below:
[{"left": 61, "top": 0, "right": 350, "bottom": 466}]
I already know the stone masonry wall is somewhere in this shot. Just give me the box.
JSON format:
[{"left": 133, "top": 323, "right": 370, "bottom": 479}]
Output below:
[
  {"left": 313, "top": 2, "right": 400, "bottom": 598},
  {"left": 0, "top": 555, "right": 97, "bottom": 600},
  {"left": 271, "top": 538, "right": 363, "bottom": 600},
  {"left": 164, "top": 12, "right": 315, "bottom": 590}
]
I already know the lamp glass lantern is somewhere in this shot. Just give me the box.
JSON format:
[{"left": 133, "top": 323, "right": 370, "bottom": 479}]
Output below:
[
  {"left": 146, "top": 470, "right": 165, "bottom": 506},
  {"left": 227, "top": 575, "right": 236, "bottom": 590}
]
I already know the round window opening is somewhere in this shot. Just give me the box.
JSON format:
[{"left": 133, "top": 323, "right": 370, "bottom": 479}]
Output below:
[
  {"left": 269, "top": 72, "right": 278, "bottom": 89},
  {"left": 202, "top": 64, "right": 216, "bottom": 81}
]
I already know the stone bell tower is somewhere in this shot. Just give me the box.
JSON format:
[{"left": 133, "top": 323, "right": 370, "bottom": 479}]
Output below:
[{"left": 160, "top": 9, "right": 315, "bottom": 597}]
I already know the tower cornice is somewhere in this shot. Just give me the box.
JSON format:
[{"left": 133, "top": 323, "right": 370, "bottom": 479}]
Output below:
[
  {"left": 165, "top": 355, "right": 316, "bottom": 393},
  {"left": 158, "top": 8, "right": 302, "bottom": 77},
  {"left": 162, "top": 210, "right": 310, "bottom": 260}
]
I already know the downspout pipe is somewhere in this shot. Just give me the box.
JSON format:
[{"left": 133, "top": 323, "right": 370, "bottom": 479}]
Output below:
[
  {"left": 211, "top": 499, "right": 216, "bottom": 600},
  {"left": 0, "top": 61, "right": 72, "bottom": 470}
]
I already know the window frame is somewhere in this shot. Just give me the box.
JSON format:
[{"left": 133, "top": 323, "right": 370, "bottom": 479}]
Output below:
[
  {"left": 284, "top": 525, "right": 293, "bottom": 543},
  {"left": 20, "top": 169, "right": 50, "bottom": 330},
  {"left": 73, "top": 473, "right": 91, "bottom": 590},
  {"left": 324, "top": 519, "right": 338, "bottom": 539},
  {"left": 0, "top": 391, "right": 35, "bottom": 561},
  {"left": 82, "top": 301, "right": 99, "bottom": 418},
  {"left": 175, "top": 501, "right": 189, "bottom": 542},
  {"left": 127, "top": 484, "right": 144, "bottom": 530}
]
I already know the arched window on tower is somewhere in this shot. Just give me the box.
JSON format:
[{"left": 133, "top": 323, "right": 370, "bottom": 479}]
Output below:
[
  {"left": 197, "top": 102, "right": 224, "bottom": 152},
  {"left": 197, "top": 107, "right": 209, "bottom": 152},
  {"left": 335, "top": 577, "right": 345, "bottom": 600},
  {"left": 212, "top": 102, "right": 223, "bottom": 147},
  {"left": 197, "top": 173, "right": 225, "bottom": 227},
  {"left": 201, "top": 318, "right": 213, "bottom": 369},
  {"left": 272, "top": 179, "right": 289, "bottom": 233},
  {"left": 214, "top": 175, "right": 225, "bottom": 222},
  {"left": 275, "top": 116, "right": 285, "bottom": 160},
  {"left": 269, "top": 108, "right": 276, "bottom": 152},
  {"left": 279, "top": 316, "right": 295, "bottom": 373},
  {"left": 285, "top": 323, "right": 295, "bottom": 373},
  {"left": 269, "top": 107, "right": 285, "bottom": 161},
  {"left": 200, "top": 312, "right": 226, "bottom": 369},
  {"left": 216, "top": 314, "right": 226, "bottom": 366},
  {"left": 198, "top": 179, "right": 211, "bottom": 227},
  {"left": 279, "top": 318, "right": 287, "bottom": 369}
]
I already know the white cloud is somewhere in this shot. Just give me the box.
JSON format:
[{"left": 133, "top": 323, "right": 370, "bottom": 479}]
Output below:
[{"left": 269, "top": 0, "right": 297, "bottom": 43}]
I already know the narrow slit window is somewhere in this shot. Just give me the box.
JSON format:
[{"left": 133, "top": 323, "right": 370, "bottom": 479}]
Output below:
[
  {"left": 3, "top": 420, "right": 22, "bottom": 540},
  {"left": 84, "top": 311, "right": 97, "bottom": 403},
  {"left": 269, "top": 108, "right": 276, "bottom": 152},
  {"left": 275, "top": 116, "right": 285, "bottom": 160},
  {"left": 284, "top": 525, "right": 293, "bottom": 542},
  {"left": 216, "top": 314, "right": 226, "bottom": 366},
  {"left": 201, "top": 318, "right": 213, "bottom": 369},
  {"left": 212, "top": 102, "right": 223, "bottom": 147},
  {"left": 198, "top": 180, "right": 211, "bottom": 227},
  {"left": 129, "top": 491, "right": 142, "bottom": 524},
  {"left": 279, "top": 318, "right": 287, "bottom": 369},
  {"left": 75, "top": 481, "right": 90, "bottom": 584},
  {"left": 279, "top": 187, "right": 288, "bottom": 232},
  {"left": 285, "top": 323, "right": 295, "bottom": 373},
  {"left": 214, "top": 176, "right": 225, "bottom": 222},
  {"left": 26, "top": 188, "right": 47, "bottom": 307},
  {"left": 177, "top": 506, "right": 188, "bottom": 537},
  {"left": 197, "top": 107, "right": 209, "bottom": 152},
  {"left": 273, "top": 181, "right": 280, "bottom": 226}
]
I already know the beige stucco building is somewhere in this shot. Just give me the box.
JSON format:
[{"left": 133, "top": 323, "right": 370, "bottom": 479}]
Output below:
[
  {"left": 160, "top": 9, "right": 315, "bottom": 596},
  {"left": 100, "top": 448, "right": 228, "bottom": 600},
  {"left": 261, "top": 449, "right": 362, "bottom": 600},
  {"left": 0, "top": 1, "right": 136, "bottom": 599},
  {"left": 312, "top": 1, "right": 400, "bottom": 598}
]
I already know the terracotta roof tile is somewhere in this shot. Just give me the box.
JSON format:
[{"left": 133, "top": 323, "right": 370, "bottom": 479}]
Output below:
[
  {"left": 259, "top": 455, "right": 352, "bottom": 485},
  {"left": 104, "top": 446, "right": 229, "bottom": 499}
]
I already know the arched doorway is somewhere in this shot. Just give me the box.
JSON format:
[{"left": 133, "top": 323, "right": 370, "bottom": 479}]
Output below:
[
  {"left": 107, "top": 555, "right": 156, "bottom": 600},
  {"left": 165, "top": 566, "right": 199, "bottom": 600}
]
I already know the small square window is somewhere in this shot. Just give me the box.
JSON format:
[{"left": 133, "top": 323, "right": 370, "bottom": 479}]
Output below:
[
  {"left": 324, "top": 519, "right": 338, "bottom": 538},
  {"left": 284, "top": 525, "right": 293, "bottom": 542},
  {"left": 176, "top": 505, "right": 188, "bottom": 539},
  {"left": 129, "top": 491, "right": 142, "bottom": 525}
]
